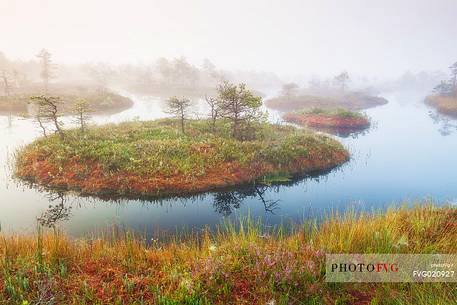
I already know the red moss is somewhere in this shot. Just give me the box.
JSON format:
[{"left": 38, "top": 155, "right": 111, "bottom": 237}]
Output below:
[
  {"left": 283, "top": 113, "right": 370, "bottom": 129},
  {"left": 15, "top": 147, "right": 349, "bottom": 198}
]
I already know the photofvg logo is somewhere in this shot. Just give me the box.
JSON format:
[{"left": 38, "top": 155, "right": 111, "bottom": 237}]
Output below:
[{"left": 326, "top": 254, "right": 457, "bottom": 282}]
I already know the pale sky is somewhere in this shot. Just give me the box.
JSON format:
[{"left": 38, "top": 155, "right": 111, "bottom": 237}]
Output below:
[{"left": 1, "top": 0, "right": 456, "bottom": 78}]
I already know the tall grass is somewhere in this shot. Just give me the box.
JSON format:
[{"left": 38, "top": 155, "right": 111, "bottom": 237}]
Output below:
[{"left": 0, "top": 204, "right": 456, "bottom": 304}]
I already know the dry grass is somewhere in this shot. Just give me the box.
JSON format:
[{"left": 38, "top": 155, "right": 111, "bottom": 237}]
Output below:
[
  {"left": 1, "top": 204, "right": 456, "bottom": 304},
  {"left": 427, "top": 95, "right": 457, "bottom": 117}
]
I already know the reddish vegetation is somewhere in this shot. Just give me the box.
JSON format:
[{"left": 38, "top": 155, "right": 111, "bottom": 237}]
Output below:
[
  {"left": 283, "top": 113, "right": 370, "bottom": 129},
  {"left": 1, "top": 206, "right": 455, "bottom": 304},
  {"left": 16, "top": 148, "right": 349, "bottom": 198}
]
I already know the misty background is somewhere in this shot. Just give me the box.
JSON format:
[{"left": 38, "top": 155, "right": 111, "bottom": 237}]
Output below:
[{"left": 1, "top": 0, "right": 456, "bottom": 88}]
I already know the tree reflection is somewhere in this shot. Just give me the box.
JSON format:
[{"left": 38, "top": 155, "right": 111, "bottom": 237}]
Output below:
[
  {"left": 212, "top": 184, "right": 280, "bottom": 216},
  {"left": 429, "top": 111, "right": 457, "bottom": 136},
  {"left": 37, "top": 192, "right": 72, "bottom": 228}
]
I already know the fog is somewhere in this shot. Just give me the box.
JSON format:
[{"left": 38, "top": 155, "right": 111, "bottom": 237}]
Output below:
[{"left": 1, "top": 0, "right": 456, "bottom": 80}]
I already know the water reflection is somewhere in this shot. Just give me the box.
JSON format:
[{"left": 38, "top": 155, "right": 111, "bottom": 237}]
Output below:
[
  {"left": 213, "top": 185, "right": 280, "bottom": 216},
  {"left": 37, "top": 192, "right": 72, "bottom": 228},
  {"left": 31, "top": 169, "right": 338, "bottom": 230},
  {"left": 429, "top": 111, "right": 457, "bottom": 136},
  {"left": 310, "top": 125, "right": 374, "bottom": 138}
]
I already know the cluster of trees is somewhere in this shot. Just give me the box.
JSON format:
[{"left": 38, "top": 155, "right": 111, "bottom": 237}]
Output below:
[
  {"left": 166, "top": 81, "right": 264, "bottom": 140},
  {"left": 30, "top": 80, "right": 264, "bottom": 143},
  {"left": 434, "top": 62, "right": 457, "bottom": 97},
  {"left": 0, "top": 50, "right": 57, "bottom": 95},
  {"left": 0, "top": 53, "right": 22, "bottom": 98}
]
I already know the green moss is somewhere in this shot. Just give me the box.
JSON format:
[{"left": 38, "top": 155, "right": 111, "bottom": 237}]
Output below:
[
  {"left": 22, "top": 119, "right": 347, "bottom": 178},
  {"left": 299, "top": 108, "right": 366, "bottom": 119}
]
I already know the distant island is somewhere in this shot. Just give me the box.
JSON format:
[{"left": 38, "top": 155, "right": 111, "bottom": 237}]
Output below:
[
  {"left": 425, "top": 62, "right": 457, "bottom": 117},
  {"left": 426, "top": 61, "right": 457, "bottom": 117},
  {"left": 0, "top": 83, "right": 133, "bottom": 116},
  {"left": 283, "top": 108, "right": 370, "bottom": 136},
  {"left": 266, "top": 92, "right": 387, "bottom": 112}
]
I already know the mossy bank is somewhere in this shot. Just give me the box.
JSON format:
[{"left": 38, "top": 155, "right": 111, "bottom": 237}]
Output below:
[
  {"left": 15, "top": 119, "right": 349, "bottom": 198},
  {"left": 283, "top": 108, "right": 370, "bottom": 130}
]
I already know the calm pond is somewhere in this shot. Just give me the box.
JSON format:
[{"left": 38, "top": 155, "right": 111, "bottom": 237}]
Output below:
[{"left": 1, "top": 90, "right": 456, "bottom": 237}]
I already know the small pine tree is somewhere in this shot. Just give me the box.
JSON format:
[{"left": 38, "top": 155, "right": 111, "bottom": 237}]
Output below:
[
  {"left": 205, "top": 94, "right": 218, "bottom": 132},
  {"left": 165, "top": 96, "right": 192, "bottom": 134},
  {"left": 216, "top": 81, "right": 264, "bottom": 140},
  {"left": 73, "top": 99, "right": 92, "bottom": 134}
]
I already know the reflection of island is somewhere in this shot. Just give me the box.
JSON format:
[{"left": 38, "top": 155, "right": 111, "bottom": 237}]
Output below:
[
  {"left": 31, "top": 166, "right": 341, "bottom": 228},
  {"left": 429, "top": 111, "right": 457, "bottom": 136}
]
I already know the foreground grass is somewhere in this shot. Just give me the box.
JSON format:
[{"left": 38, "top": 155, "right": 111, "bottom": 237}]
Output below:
[
  {"left": 426, "top": 95, "right": 457, "bottom": 117},
  {"left": 15, "top": 119, "right": 348, "bottom": 198},
  {"left": 1, "top": 205, "right": 456, "bottom": 304}
]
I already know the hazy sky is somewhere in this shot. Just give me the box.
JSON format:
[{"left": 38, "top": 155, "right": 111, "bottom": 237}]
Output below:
[{"left": 1, "top": 0, "right": 456, "bottom": 78}]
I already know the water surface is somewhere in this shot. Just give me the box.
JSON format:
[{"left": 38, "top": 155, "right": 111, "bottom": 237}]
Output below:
[{"left": 1, "top": 90, "right": 456, "bottom": 237}]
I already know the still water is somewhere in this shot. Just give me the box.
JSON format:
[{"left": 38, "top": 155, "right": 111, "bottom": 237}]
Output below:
[{"left": 1, "top": 90, "right": 456, "bottom": 237}]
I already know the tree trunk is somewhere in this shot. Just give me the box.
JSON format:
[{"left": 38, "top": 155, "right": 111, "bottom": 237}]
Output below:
[
  {"left": 54, "top": 116, "right": 65, "bottom": 140},
  {"left": 37, "top": 116, "right": 47, "bottom": 138},
  {"left": 180, "top": 109, "right": 185, "bottom": 134}
]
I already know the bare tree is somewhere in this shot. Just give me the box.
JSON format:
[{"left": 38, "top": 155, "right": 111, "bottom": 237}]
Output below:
[
  {"left": 205, "top": 94, "right": 218, "bottom": 132},
  {"left": 36, "top": 49, "right": 56, "bottom": 94},
  {"left": 73, "top": 98, "right": 92, "bottom": 134},
  {"left": 30, "top": 95, "right": 65, "bottom": 140},
  {"left": 334, "top": 71, "right": 350, "bottom": 92},
  {"left": 280, "top": 82, "right": 299, "bottom": 100},
  {"left": 165, "top": 96, "right": 192, "bottom": 134},
  {"left": 216, "top": 81, "right": 264, "bottom": 140}
]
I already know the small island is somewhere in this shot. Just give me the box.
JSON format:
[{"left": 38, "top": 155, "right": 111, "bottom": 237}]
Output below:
[
  {"left": 426, "top": 62, "right": 457, "bottom": 117},
  {"left": 266, "top": 92, "right": 387, "bottom": 112},
  {"left": 283, "top": 108, "right": 370, "bottom": 136},
  {"left": 1, "top": 50, "right": 133, "bottom": 116},
  {"left": 15, "top": 119, "right": 348, "bottom": 198},
  {"left": 15, "top": 81, "right": 349, "bottom": 198},
  {"left": 0, "top": 84, "right": 133, "bottom": 116},
  {"left": 265, "top": 72, "right": 388, "bottom": 113}
]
